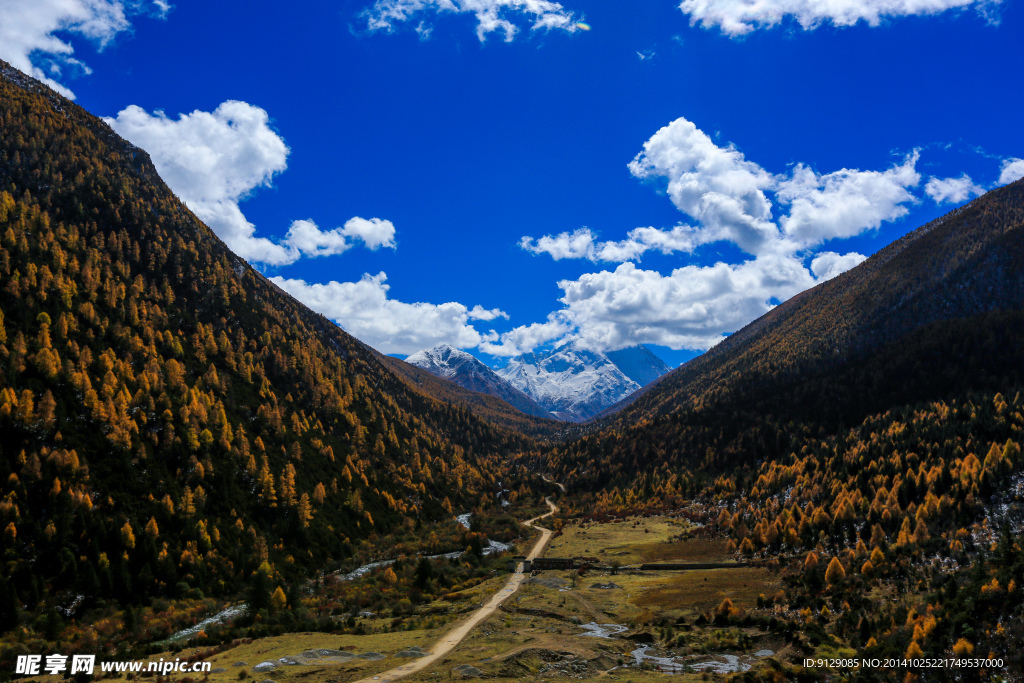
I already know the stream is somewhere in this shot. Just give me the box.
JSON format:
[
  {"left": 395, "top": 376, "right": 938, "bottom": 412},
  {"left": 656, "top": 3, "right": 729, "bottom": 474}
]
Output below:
[
  {"left": 169, "top": 519, "right": 514, "bottom": 642},
  {"left": 166, "top": 605, "right": 247, "bottom": 642},
  {"left": 574, "top": 621, "right": 774, "bottom": 674},
  {"left": 631, "top": 645, "right": 775, "bottom": 674},
  {"left": 579, "top": 622, "right": 630, "bottom": 638}
]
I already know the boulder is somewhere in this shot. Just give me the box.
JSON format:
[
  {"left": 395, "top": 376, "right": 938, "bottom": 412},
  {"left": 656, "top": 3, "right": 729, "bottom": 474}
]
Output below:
[{"left": 451, "top": 664, "right": 485, "bottom": 678}]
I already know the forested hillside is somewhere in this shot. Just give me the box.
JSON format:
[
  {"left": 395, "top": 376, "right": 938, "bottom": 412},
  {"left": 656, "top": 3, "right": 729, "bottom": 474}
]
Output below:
[
  {"left": 545, "top": 180, "right": 1024, "bottom": 491},
  {"left": 0, "top": 61, "right": 537, "bottom": 626}
]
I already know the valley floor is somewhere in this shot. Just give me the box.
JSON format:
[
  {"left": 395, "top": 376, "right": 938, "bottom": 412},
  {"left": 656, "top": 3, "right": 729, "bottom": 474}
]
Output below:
[{"left": 119, "top": 511, "right": 792, "bottom": 682}]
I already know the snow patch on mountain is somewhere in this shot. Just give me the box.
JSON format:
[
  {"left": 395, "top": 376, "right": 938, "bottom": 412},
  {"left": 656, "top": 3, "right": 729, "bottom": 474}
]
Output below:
[
  {"left": 496, "top": 346, "right": 669, "bottom": 422},
  {"left": 406, "top": 344, "right": 550, "bottom": 418},
  {"left": 406, "top": 344, "right": 469, "bottom": 379}
]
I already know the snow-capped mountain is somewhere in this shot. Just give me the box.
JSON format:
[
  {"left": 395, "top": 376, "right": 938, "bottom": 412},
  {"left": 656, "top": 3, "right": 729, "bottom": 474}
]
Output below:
[
  {"left": 605, "top": 346, "right": 673, "bottom": 387},
  {"left": 496, "top": 345, "right": 670, "bottom": 422},
  {"left": 405, "top": 344, "right": 550, "bottom": 418}
]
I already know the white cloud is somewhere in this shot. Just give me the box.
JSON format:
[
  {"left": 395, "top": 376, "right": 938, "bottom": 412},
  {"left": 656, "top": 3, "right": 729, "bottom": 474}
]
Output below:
[
  {"left": 616, "top": 226, "right": 698, "bottom": 257},
  {"left": 528, "top": 117, "right": 922, "bottom": 268},
  {"left": 556, "top": 256, "right": 816, "bottom": 352},
  {"left": 776, "top": 154, "right": 921, "bottom": 244},
  {"left": 520, "top": 225, "right": 698, "bottom": 263},
  {"left": 0, "top": 0, "right": 167, "bottom": 99},
  {"left": 283, "top": 219, "right": 351, "bottom": 258},
  {"left": 106, "top": 102, "right": 394, "bottom": 265},
  {"left": 519, "top": 228, "right": 597, "bottom": 260},
  {"left": 271, "top": 273, "right": 503, "bottom": 355},
  {"left": 810, "top": 251, "right": 867, "bottom": 281},
  {"left": 678, "top": 0, "right": 996, "bottom": 37},
  {"left": 490, "top": 250, "right": 868, "bottom": 354},
  {"left": 282, "top": 217, "right": 397, "bottom": 258},
  {"left": 924, "top": 173, "right": 984, "bottom": 204},
  {"left": 363, "top": 0, "right": 580, "bottom": 42},
  {"left": 999, "top": 158, "right": 1024, "bottom": 185},
  {"left": 341, "top": 216, "right": 398, "bottom": 250},
  {"left": 510, "top": 115, "right": 933, "bottom": 355},
  {"left": 479, "top": 314, "right": 572, "bottom": 356},
  {"left": 628, "top": 117, "right": 778, "bottom": 254},
  {"left": 469, "top": 305, "right": 509, "bottom": 321}
]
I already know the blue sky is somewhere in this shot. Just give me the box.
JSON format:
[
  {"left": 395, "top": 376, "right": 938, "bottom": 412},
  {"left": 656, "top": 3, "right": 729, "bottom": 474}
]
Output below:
[{"left": 3, "top": 0, "right": 1022, "bottom": 367}]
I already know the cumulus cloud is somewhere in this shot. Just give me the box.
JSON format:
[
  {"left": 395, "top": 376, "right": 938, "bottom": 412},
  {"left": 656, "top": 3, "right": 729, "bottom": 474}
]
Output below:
[
  {"left": 519, "top": 227, "right": 597, "bottom": 260},
  {"left": 924, "top": 173, "right": 985, "bottom": 204},
  {"left": 270, "top": 273, "right": 504, "bottom": 355},
  {"left": 511, "top": 115, "right": 918, "bottom": 355},
  {"left": 363, "top": 0, "right": 581, "bottom": 42},
  {"left": 282, "top": 220, "right": 350, "bottom": 258},
  {"left": 999, "top": 158, "right": 1024, "bottom": 185},
  {"left": 340, "top": 216, "right": 398, "bottom": 250},
  {"left": 0, "top": 0, "right": 168, "bottom": 98},
  {"left": 557, "top": 257, "right": 816, "bottom": 351},
  {"left": 106, "top": 102, "right": 394, "bottom": 265},
  {"left": 469, "top": 305, "right": 509, "bottom": 321},
  {"left": 479, "top": 314, "right": 573, "bottom": 356},
  {"left": 283, "top": 217, "right": 397, "bottom": 258},
  {"left": 528, "top": 116, "right": 922, "bottom": 268},
  {"left": 677, "top": 0, "right": 996, "bottom": 37},
  {"left": 520, "top": 225, "right": 699, "bottom": 263},
  {"left": 491, "top": 248, "right": 871, "bottom": 354},
  {"left": 628, "top": 117, "right": 778, "bottom": 254},
  {"left": 486, "top": 255, "right": 821, "bottom": 354},
  {"left": 630, "top": 118, "right": 922, "bottom": 252},
  {"left": 810, "top": 251, "right": 867, "bottom": 281},
  {"left": 776, "top": 154, "right": 921, "bottom": 243}
]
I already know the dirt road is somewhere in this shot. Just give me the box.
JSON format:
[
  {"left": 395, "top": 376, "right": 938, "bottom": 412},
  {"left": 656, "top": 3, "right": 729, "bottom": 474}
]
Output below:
[
  {"left": 540, "top": 474, "right": 566, "bottom": 494},
  {"left": 351, "top": 497, "right": 558, "bottom": 683}
]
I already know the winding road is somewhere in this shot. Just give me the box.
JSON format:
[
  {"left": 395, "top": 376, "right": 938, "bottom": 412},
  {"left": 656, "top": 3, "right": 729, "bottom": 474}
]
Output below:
[{"left": 351, "top": 496, "right": 559, "bottom": 683}]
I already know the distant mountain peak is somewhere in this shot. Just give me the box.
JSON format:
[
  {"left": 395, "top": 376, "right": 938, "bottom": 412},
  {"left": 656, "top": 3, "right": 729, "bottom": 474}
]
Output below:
[
  {"left": 496, "top": 345, "right": 670, "bottom": 422},
  {"left": 406, "top": 344, "right": 551, "bottom": 419},
  {"left": 406, "top": 344, "right": 476, "bottom": 379}
]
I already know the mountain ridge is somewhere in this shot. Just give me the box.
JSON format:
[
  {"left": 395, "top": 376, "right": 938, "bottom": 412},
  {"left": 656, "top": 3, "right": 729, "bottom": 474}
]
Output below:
[
  {"left": 495, "top": 345, "right": 670, "bottom": 422},
  {"left": 402, "top": 344, "right": 551, "bottom": 419}
]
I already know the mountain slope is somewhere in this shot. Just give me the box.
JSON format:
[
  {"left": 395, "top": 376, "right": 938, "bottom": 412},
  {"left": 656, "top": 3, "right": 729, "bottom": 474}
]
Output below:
[
  {"left": 405, "top": 344, "right": 551, "bottom": 419},
  {"left": 376, "top": 351, "right": 565, "bottom": 438},
  {"left": 496, "top": 345, "right": 669, "bottom": 422},
  {"left": 544, "top": 180, "right": 1024, "bottom": 488},
  {"left": 626, "top": 185, "right": 1024, "bottom": 425},
  {"left": 0, "top": 61, "right": 537, "bottom": 615},
  {"left": 605, "top": 345, "right": 671, "bottom": 387}
]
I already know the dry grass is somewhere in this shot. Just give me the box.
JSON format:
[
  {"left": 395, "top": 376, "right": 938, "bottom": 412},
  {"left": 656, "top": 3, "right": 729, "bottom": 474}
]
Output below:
[
  {"left": 380, "top": 600, "right": 636, "bottom": 682},
  {"left": 548, "top": 516, "right": 691, "bottom": 565},
  {"left": 633, "top": 537, "right": 734, "bottom": 564},
  {"left": 142, "top": 629, "right": 448, "bottom": 683},
  {"left": 634, "top": 567, "right": 780, "bottom": 616}
]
